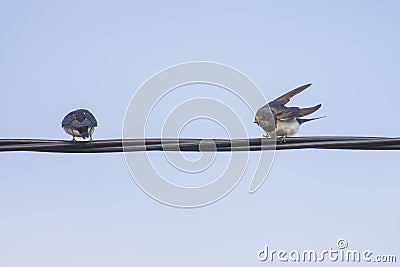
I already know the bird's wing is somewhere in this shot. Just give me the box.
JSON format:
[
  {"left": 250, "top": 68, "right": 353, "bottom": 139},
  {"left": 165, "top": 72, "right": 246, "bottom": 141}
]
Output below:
[
  {"left": 83, "top": 111, "right": 98, "bottom": 126},
  {"left": 274, "top": 104, "right": 321, "bottom": 120},
  {"left": 269, "top": 83, "right": 312, "bottom": 105},
  {"left": 61, "top": 112, "right": 75, "bottom": 127},
  {"left": 63, "top": 112, "right": 97, "bottom": 128},
  {"left": 68, "top": 117, "right": 95, "bottom": 128}
]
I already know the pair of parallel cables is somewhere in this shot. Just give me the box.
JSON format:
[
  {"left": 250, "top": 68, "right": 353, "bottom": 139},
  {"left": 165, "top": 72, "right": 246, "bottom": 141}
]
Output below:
[{"left": 1, "top": 136, "right": 400, "bottom": 153}]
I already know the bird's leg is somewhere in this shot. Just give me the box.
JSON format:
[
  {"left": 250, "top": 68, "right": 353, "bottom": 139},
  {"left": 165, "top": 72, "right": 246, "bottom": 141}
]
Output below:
[
  {"left": 280, "top": 135, "right": 287, "bottom": 144},
  {"left": 89, "top": 135, "right": 93, "bottom": 141},
  {"left": 71, "top": 136, "right": 76, "bottom": 142},
  {"left": 263, "top": 132, "right": 271, "bottom": 139}
]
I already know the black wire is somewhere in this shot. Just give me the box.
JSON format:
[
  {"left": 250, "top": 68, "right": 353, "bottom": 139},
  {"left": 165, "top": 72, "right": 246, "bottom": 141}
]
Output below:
[{"left": 1, "top": 137, "right": 400, "bottom": 153}]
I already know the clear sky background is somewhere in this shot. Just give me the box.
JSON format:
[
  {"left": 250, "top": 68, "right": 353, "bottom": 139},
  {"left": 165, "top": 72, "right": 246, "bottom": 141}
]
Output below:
[{"left": 0, "top": 1, "right": 399, "bottom": 266}]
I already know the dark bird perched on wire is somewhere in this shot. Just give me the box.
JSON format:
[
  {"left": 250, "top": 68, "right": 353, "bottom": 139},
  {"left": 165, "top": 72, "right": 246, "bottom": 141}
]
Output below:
[
  {"left": 62, "top": 109, "right": 98, "bottom": 141},
  {"left": 254, "top": 83, "right": 324, "bottom": 138}
]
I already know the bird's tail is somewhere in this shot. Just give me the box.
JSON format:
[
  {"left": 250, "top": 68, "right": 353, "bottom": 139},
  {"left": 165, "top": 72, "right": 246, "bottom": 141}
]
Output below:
[
  {"left": 297, "top": 116, "right": 326, "bottom": 125},
  {"left": 78, "top": 126, "right": 90, "bottom": 139}
]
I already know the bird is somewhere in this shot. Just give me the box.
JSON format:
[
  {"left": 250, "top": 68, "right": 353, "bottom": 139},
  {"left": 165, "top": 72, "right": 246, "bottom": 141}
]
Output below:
[
  {"left": 254, "top": 83, "right": 324, "bottom": 138},
  {"left": 61, "top": 109, "right": 98, "bottom": 141}
]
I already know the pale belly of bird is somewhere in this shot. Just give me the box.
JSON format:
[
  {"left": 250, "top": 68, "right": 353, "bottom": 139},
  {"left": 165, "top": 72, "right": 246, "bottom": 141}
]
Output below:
[
  {"left": 63, "top": 127, "right": 95, "bottom": 138},
  {"left": 273, "top": 119, "right": 300, "bottom": 137}
]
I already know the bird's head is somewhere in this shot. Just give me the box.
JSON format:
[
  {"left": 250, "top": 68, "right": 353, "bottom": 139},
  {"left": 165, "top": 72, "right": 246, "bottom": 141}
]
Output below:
[
  {"left": 254, "top": 117, "right": 259, "bottom": 125},
  {"left": 255, "top": 109, "right": 276, "bottom": 132}
]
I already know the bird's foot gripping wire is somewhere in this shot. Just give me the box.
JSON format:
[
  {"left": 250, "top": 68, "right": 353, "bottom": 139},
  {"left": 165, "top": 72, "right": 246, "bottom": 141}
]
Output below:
[{"left": 263, "top": 132, "right": 273, "bottom": 139}]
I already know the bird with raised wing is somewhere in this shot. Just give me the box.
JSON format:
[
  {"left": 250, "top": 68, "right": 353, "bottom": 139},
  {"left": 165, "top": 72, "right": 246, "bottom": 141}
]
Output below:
[
  {"left": 62, "top": 109, "right": 98, "bottom": 141},
  {"left": 254, "top": 83, "right": 324, "bottom": 138}
]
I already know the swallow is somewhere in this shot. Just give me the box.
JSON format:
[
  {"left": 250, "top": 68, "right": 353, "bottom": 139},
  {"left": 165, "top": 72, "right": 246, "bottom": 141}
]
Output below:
[
  {"left": 254, "top": 83, "right": 324, "bottom": 138},
  {"left": 62, "top": 109, "right": 98, "bottom": 141}
]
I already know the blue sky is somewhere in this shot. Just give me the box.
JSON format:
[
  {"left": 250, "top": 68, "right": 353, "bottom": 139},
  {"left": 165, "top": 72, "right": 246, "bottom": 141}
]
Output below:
[{"left": 0, "top": 1, "right": 399, "bottom": 266}]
